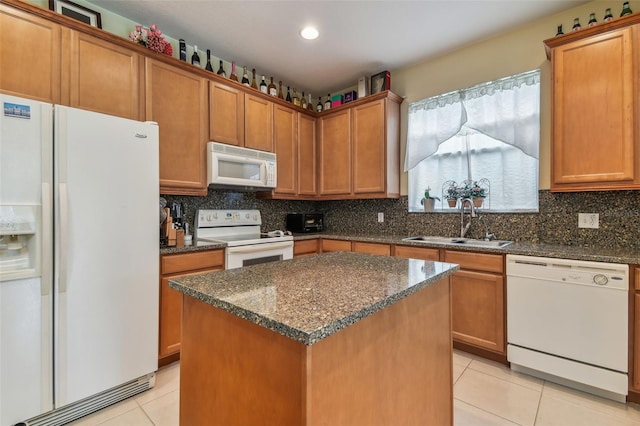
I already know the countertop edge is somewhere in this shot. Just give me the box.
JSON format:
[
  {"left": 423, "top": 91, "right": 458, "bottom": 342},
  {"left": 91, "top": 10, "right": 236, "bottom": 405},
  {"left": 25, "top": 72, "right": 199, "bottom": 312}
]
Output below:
[{"left": 169, "top": 258, "right": 459, "bottom": 345}]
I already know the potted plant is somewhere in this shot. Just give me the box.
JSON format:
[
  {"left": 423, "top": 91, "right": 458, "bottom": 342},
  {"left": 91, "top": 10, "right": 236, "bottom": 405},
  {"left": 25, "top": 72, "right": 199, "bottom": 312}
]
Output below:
[
  {"left": 420, "top": 187, "right": 440, "bottom": 212},
  {"left": 470, "top": 181, "right": 487, "bottom": 207},
  {"left": 445, "top": 184, "right": 458, "bottom": 208}
]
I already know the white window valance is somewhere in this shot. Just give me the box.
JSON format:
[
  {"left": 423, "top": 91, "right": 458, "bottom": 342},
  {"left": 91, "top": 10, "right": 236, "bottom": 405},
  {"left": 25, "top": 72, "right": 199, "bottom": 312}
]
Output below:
[{"left": 404, "top": 69, "right": 540, "bottom": 171}]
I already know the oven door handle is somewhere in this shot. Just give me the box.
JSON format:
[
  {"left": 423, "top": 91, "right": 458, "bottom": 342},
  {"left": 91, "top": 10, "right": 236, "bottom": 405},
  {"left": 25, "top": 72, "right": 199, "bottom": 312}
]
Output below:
[{"left": 226, "top": 242, "right": 293, "bottom": 254}]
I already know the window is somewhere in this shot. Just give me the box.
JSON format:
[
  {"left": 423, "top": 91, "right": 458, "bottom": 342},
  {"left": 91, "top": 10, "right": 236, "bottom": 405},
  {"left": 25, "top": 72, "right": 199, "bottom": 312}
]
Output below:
[{"left": 405, "top": 69, "right": 540, "bottom": 212}]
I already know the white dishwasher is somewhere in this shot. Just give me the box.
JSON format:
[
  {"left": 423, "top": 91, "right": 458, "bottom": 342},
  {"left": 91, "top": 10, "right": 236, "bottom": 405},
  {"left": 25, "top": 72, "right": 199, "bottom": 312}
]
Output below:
[{"left": 506, "top": 254, "right": 629, "bottom": 402}]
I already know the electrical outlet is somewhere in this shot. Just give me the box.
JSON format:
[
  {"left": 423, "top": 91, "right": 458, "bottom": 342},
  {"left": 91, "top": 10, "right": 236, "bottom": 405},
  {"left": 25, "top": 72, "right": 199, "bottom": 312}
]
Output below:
[
  {"left": 378, "top": 212, "right": 384, "bottom": 223},
  {"left": 578, "top": 213, "right": 599, "bottom": 229}
]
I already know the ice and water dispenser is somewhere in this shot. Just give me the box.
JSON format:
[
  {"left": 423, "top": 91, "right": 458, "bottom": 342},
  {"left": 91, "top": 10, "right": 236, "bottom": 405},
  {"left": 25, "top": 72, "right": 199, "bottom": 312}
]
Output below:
[{"left": 0, "top": 205, "right": 40, "bottom": 281}]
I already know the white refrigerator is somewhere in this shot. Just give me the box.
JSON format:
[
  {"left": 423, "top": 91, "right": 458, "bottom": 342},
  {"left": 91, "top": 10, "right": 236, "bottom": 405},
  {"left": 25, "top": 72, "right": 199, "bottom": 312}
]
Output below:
[{"left": 0, "top": 95, "right": 159, "bottom": 426}]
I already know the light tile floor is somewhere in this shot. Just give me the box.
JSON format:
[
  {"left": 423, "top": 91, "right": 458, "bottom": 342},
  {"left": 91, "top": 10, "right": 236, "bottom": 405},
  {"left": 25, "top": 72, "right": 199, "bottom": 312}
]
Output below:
[{"left": 69, "top": 350, "right": 640, "bottom": 425}]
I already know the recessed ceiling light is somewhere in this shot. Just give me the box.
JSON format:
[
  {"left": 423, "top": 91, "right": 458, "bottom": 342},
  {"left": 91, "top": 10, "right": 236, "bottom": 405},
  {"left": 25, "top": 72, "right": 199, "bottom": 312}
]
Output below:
[{"left": 300, "top": 26, "right": 319, "bottom": 40}]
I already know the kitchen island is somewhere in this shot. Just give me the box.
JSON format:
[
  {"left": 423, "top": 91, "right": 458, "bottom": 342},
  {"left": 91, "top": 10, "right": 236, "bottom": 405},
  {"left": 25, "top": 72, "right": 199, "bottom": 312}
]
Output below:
[{"left": 169, "top": 251, "right": 459, "bottom": 425}]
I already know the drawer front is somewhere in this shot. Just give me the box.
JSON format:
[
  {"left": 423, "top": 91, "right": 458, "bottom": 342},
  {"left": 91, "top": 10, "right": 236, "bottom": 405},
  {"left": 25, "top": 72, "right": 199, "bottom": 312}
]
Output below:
[
  {"left": 352, "top": 242, "right": 391, "bottom": 256},
  {"left": 444, "top": 250, "right": 504, "bottom": 274},
  {"left": 161, "top": 249, "right": 224, "bottom": 275},
  {"left": 635, "top": 267, "right": 640, "bottom": 291},
  {"left": 395, "top": 245, "right": 440, "bottom": 261},
  {"left": 321, "top": 239, "right": 352, "bottom": 252}
]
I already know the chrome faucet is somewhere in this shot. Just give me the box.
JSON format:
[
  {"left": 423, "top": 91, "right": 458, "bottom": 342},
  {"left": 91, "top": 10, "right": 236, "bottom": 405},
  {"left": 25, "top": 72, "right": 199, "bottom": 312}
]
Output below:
[
  {"left": 459, "top": 198, "right": 477, "bottom": 238},
  {"left": 478, "top": 215, "right": 495, "bottom": 241}
]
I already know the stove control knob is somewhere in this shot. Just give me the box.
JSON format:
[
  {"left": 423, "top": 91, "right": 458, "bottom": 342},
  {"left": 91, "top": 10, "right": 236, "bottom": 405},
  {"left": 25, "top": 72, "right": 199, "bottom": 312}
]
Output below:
[
  {"left": 207, "top": 214, "right": 213, "bottom": 221},
  {"left": 253, "top": 213, "right": 258, "bottom": 220},
  {"left": 212, "top": 212, "right": 218, "bottom": 219},
  {"left": 245, "top": 213, "right": 250, "bottom": 219}
]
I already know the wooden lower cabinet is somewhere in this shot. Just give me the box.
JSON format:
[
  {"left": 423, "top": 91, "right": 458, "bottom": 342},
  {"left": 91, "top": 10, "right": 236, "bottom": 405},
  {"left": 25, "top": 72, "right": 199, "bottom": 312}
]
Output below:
[
  {"left": 395, "top": 245, "right": 440, "bottom": 261},
  {"left": 352, "top": 241, "right": 391, "bottom": 256},
  {"left": 293, "top": 239, "right": 319, "bottom": 258},
  {"left": 321, "top": 239, "right": 352, "bottom": 252},
  {"left": 159, "top": 249, "right": 224, "bottom": 366},
  {"left": 444, "top": 250, "right": 506, "bottom": 360}
]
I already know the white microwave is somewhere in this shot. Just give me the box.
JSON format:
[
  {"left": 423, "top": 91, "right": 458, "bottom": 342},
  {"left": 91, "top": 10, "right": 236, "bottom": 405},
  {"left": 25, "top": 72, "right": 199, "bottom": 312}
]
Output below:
[{"left": 207, "top": 142, "right": 277, "bottom": 190}]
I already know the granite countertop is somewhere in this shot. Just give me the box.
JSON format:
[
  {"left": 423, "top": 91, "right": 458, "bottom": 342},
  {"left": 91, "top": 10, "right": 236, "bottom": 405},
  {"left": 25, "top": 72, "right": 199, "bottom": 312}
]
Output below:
[
  {"left": 169, "top": 251, "right": 459, "bottom": 345},
  {"left": 160, "top": 233, "right": 640, "bottom": 264}
]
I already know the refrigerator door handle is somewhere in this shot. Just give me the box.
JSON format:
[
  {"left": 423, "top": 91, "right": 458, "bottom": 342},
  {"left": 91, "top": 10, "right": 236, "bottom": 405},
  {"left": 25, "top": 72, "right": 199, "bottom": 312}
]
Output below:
[
  {"left": 58, "top": 182, "right": 68, "bottom": 293},
  {"left": 134, "top": 133, "right": 148, "bottom": 139},
  {"left": 42, "top": 182, "right": 52, "bottom": 296}
]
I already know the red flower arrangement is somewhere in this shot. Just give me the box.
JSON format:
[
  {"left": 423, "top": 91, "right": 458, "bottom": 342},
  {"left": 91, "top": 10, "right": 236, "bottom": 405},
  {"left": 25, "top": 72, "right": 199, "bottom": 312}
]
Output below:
[{"left": 129, "top": 24, "right": 172, "bottom": 56}]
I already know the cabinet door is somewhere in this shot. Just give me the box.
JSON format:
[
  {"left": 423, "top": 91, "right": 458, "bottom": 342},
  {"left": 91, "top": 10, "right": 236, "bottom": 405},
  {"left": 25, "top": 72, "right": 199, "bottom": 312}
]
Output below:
[
  {"left": 159, "top": 267, "right": 222, "bottom": 359},
  {"left": 552, "top": 28, "right": 636, "bottom": 189},
  {"left": 209, "top": 81, "right": 244, "bottom": 146},
  {"left": 273, "top": 104, "right": 297, "bottom": 195},
  {"left": 318, "top": 109, "right": 351, "bottom": 195},
  {"left": 395, "top": 245, "right": 440, "bottom": 261},
  {"left": 65, "top": 30, "right": 141, "bottom": 120},
  {"left": 244, "top": 94, "right": 273, "bottom": 152},
  {"left": 451, "top": 270, "right": 505, "bottom": 353},
  {"left": 298, "top": 113, "right": 317, "bottom": 195},
  {"left": 146, "top": 59, "right": 208, "bottom": 195},
  {"left": 352, "top": 98, "right": 385, "bottom": 193},
  {"left": 293, "top": 239, "right": 319, "bottom": 257},
  {"left": 352, "top": 242, "right": 390, "bottom": 256},
  {"left": 0, "top": 4, "right": 61, "bottom": 103},
  {"left": 635, "top": 293, "right": 640, "bottom": 390}
]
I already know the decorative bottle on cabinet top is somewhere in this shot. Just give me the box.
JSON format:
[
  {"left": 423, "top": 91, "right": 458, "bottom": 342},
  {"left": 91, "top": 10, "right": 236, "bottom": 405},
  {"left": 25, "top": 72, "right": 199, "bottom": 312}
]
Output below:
[
  {"left": 230, "top": 61, "right": 238, "bottom": 81},
  {"left": 205, "top": 49, "right": 213, "bottom": 71},
  {"left": 217, "top": 60, "right": 226, "bottom": 77},
  {"left": 588, "top": 13, "right": 597, "bottom": 27},
  {"left": 621, "top": 1, "right": 633, "bottom": 16},
  {"left": 241, "top": 66, "right": 250, "bottom": 86},
  {"left": 572, "top": 18, "right": 582, "bottom": 31},
  {"left": 259, "top": 76, "right": 268, "bottom": 94},
  {"left": 604, "top": 8, "right": 614, "bottom": 21},
  {"left": 251, "top": 69, "right": 258, "bottom": 89},
  {"left": 191, "top": 45, "right": 200, "bottom": 66},
  {"left": 268, "top": 77, "right": 277, "bottom": 97}
]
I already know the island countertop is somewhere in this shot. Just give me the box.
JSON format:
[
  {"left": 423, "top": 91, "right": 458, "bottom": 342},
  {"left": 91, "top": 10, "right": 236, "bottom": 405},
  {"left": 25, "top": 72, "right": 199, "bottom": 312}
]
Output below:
[{"left": 169, "top": 251, "right": 459, "bottom": 345}]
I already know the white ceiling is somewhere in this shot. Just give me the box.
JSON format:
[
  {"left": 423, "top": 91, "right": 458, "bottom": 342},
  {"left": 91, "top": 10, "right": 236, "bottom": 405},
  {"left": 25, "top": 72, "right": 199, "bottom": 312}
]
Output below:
[{"left": 89, "top": 0, "right": 586, "bottom": 96}]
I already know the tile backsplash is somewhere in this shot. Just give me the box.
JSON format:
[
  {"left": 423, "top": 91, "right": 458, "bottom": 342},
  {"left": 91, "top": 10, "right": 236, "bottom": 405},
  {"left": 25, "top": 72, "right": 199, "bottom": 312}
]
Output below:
[{"left": 163, "top": 189, "right": 640, "bottom": 250}]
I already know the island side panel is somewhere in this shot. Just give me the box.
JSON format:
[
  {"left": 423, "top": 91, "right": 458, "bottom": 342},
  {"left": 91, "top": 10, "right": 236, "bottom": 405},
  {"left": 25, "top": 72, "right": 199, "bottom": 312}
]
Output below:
[
  {"left": 179, "top": 297, "right": 306, "bottom": 425},
  {"left": 305, "top": 276, "right": 453, "bottom": 426}
]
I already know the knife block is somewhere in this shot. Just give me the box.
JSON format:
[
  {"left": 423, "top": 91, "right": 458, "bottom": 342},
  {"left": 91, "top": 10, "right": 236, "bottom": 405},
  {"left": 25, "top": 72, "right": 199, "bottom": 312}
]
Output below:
[{"left": 162, "top": 207, "right": 176, "bottom": 246}]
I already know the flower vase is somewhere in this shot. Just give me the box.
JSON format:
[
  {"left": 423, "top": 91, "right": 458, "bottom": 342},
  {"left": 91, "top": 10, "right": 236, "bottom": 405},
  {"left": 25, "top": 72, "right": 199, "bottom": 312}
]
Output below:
[
  {"left": 423, "top": 198, "right": 436, "bottom": 212},
  {"left": 447, "top": 198, "right": 457, "bottom": 208},
  {"left": 473, "top": 197, "right": 484, "bottom": 208}
]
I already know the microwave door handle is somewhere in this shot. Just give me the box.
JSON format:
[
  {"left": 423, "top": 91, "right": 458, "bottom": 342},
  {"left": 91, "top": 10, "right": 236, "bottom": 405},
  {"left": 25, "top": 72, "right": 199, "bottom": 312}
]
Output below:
[{"left": 226, "top": 242, "right": 292, "bottom": 254}]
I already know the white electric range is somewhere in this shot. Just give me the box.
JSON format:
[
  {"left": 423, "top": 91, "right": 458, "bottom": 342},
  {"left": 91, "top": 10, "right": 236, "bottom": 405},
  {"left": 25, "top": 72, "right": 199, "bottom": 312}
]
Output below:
[{"left": 194, "top": 209, "right": 293, "bottom": 269}]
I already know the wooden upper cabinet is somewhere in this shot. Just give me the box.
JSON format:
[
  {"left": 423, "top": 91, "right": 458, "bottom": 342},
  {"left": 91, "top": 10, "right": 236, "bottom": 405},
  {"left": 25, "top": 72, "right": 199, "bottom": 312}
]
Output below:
[
  {"left": 0, "top": 4, "right": 61, "bottom": 103},
  {"left": 318, "top": 109, "right": 352, "bottom": 195},
  {"left": 145, "top": 59, "right": 208, "bottom": 195},
  {"left": 209, "top": 81, "right": 244, "bottom": 146},
  {"left": 63, "top": 30, "right": 141, "bottom": 120},
  {"left": 352, "top": 98, "right": 386, "bottom": 194},
  {"left": 547, "top": 26, "right": 638, "bottom": 191},
  {"left": 273, "top": 104, "right": 297, "bottom": 195},
  {"left": 244, "top": 93, "right": 273, "bottom": 152},
  {"left": 298, "top": 113, "right": 317, "bottom": 196},
  {"left": 316, "top": 92, "right": 401, "bottom": 199}
]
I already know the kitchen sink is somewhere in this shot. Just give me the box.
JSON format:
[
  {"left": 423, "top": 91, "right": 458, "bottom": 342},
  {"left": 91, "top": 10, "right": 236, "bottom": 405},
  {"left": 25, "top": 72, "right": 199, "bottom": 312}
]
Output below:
[{"left": 402, "top": 236, "right": 513, "bottom": 248}]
